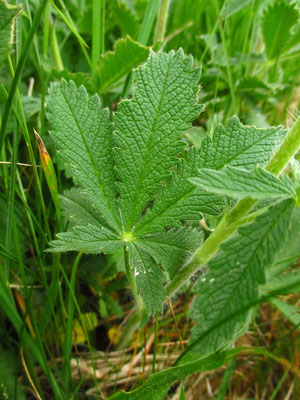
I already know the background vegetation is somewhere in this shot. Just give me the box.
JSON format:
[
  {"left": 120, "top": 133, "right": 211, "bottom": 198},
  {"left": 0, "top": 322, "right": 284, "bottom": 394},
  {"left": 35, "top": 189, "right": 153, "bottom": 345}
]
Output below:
[{"left": 0, "top": 0, "right": 299, "bottom": 399}]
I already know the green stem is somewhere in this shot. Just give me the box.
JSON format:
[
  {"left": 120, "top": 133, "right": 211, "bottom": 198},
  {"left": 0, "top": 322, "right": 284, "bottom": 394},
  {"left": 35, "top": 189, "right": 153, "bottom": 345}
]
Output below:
[
  {"left": 152, "top": 312, "right": 159, "bottom": 373},
  {"left": 124, "top": 246, "right": 143, "bottom": 310},
  {"left": 116, "top": 246, "right": 146, "bottom": 349},
  {"left": 92, "top": 0, "right": 102, "bottom": 81},
  {"left": 51, "top": 22, "right": 64, "bottom": 70},
  {"left": 154, "top": 0, "right": 170, "bottom": 43},
  {"left": 167, "top": 115, "right": 300, "bottom": 296},
  {"left": 62, "top": 252, "right": 82, "bottom": 391},
  {"left": 265, "top": 116, "right": 300, "bottom": 175},
  {"left": 138, "top": 0, "right": 160, "bottom": 46},
  {"left": 43, "top": 1, "right": 51, "bottom": 55}
]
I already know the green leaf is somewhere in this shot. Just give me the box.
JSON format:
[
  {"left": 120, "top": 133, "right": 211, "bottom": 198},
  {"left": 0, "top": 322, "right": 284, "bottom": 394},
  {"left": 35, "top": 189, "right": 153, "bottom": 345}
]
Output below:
[
  {"left": 110, "top": 0, "right": 139, "bottom": 39},
  {"left": 265, "top": 270, "right": 300, "bottom": 295},
  {"left": 267, "top": 207, "right": 300, "bottom": 277},
  {"left": 49, "top": 224, "right": 123, "bottom": 254},
  {"left": 181, "top": 199, "right": 294, "bottom": 363},
  {"left": 114, "top": 49, "right": 203, "bottom": 231},
  {"left": 221, "top": 0, "right": 252, "bottom": 19},
  {"left": 49, "top": 69, "right": 93, "bottom": 92},
  {"left": 0, "top": 0, "right": 22, "bottom": 63},
  {"left": 199, "top": 116, "right": 287, "bottom": 170},
  {"left": 97, "top": 35, "right": 149, "bottom": 93},
  {"left": 0, "top": 347, "right": 25, "bottom": 400},
  {"left": 190, "top": 166, "right": 295, "bottom": 200},
  {"left": 135, "top": 148, "right": 223, "bottom": 235},
  {"left": 107, "top": 350, "right": 231, "bottom": 400},
  {"left": 262, "top": 0, "right": 299, "bottom": 60},
  {"left": 48, "top": 80, "right": 120, "bottom": 231},
  {"left": 61, "top": 188, "right": 111, "bottom": 230},
  {"left": 270, "top": 298, "right": 300, "bottom": 327},
  {"left": 129, "top": 243, "right": 166, "bottom": 314},
  {"left": 136, "top": 228, "right": 203, "bottom": 278}
]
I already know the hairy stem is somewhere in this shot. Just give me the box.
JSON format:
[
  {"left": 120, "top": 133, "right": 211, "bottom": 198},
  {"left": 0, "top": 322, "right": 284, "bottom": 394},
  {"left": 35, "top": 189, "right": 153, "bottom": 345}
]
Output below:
[
  {"left": 116, "top": 247, "right": 145, "bottom": 349},
  {"left": 124, "top": 246, "right": 143, "bottom": 310},
  {"left": 154, "top": 0, "right": 171, "bottom": 43},
  {"left": 166, "top": 115, "right": 300, "bottom": 296}
]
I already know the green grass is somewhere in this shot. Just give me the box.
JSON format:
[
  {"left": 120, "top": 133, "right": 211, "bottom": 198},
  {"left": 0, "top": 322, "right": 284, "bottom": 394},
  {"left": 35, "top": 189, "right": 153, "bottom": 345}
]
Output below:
[{"left": 0, "top": 0, "right": 299, "bottom": 399}]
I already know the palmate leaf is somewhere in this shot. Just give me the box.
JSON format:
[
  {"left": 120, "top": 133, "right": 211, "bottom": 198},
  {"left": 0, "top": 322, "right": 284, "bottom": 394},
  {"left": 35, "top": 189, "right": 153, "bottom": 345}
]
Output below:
[
  {"left": 47, "top": 50, "right": 291, "bottom": 315},
  {"left": 179, "top": 199, "right": 294, "bottom": 363},
  {"left": 190, "top": 166, "right": 296, "bottom": 200},
  {"left": 48, "top": 80, "right": 120, "bottom": 232},
  {"left": 114, "top": 49, "right": 203, "bottom": 231},
  {"left": 48, "top": 50, "right": 206, "bottom": 313}
]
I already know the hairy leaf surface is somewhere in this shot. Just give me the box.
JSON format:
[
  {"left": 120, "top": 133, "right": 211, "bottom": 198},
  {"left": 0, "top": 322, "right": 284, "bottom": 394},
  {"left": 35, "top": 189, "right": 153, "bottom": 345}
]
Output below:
[
  {"left": 135, "top": 228, "right": 202, "bottom": 278},
  {"left": 180, "top": 199, "right": 294, "bottom": 363},
  {"left": 135, "top": 148, "right": 224, "bottom": 235},
  {"left": 48, "top": 51, "right": 291, "bottom": 316},
  {"left": 199, "top": 116, "right": 286, "bottom": 169},
  {"left": 61, "top": 188, "right": 111, "bottom": 230},
  {"left": 114, "top": 49, "right": 203, "bottom": 231},
  {"left": 49, "top": 225, "right": 123, "bottom": 254},
  {"left": 190, "top": 166, "right": 295, "bottom": 199},
  {"left": 48, "top": 80, "right": 120, "bottom": 231},
  {"left": 128, "top": 243, "right": 166, "bottom": 314}
]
